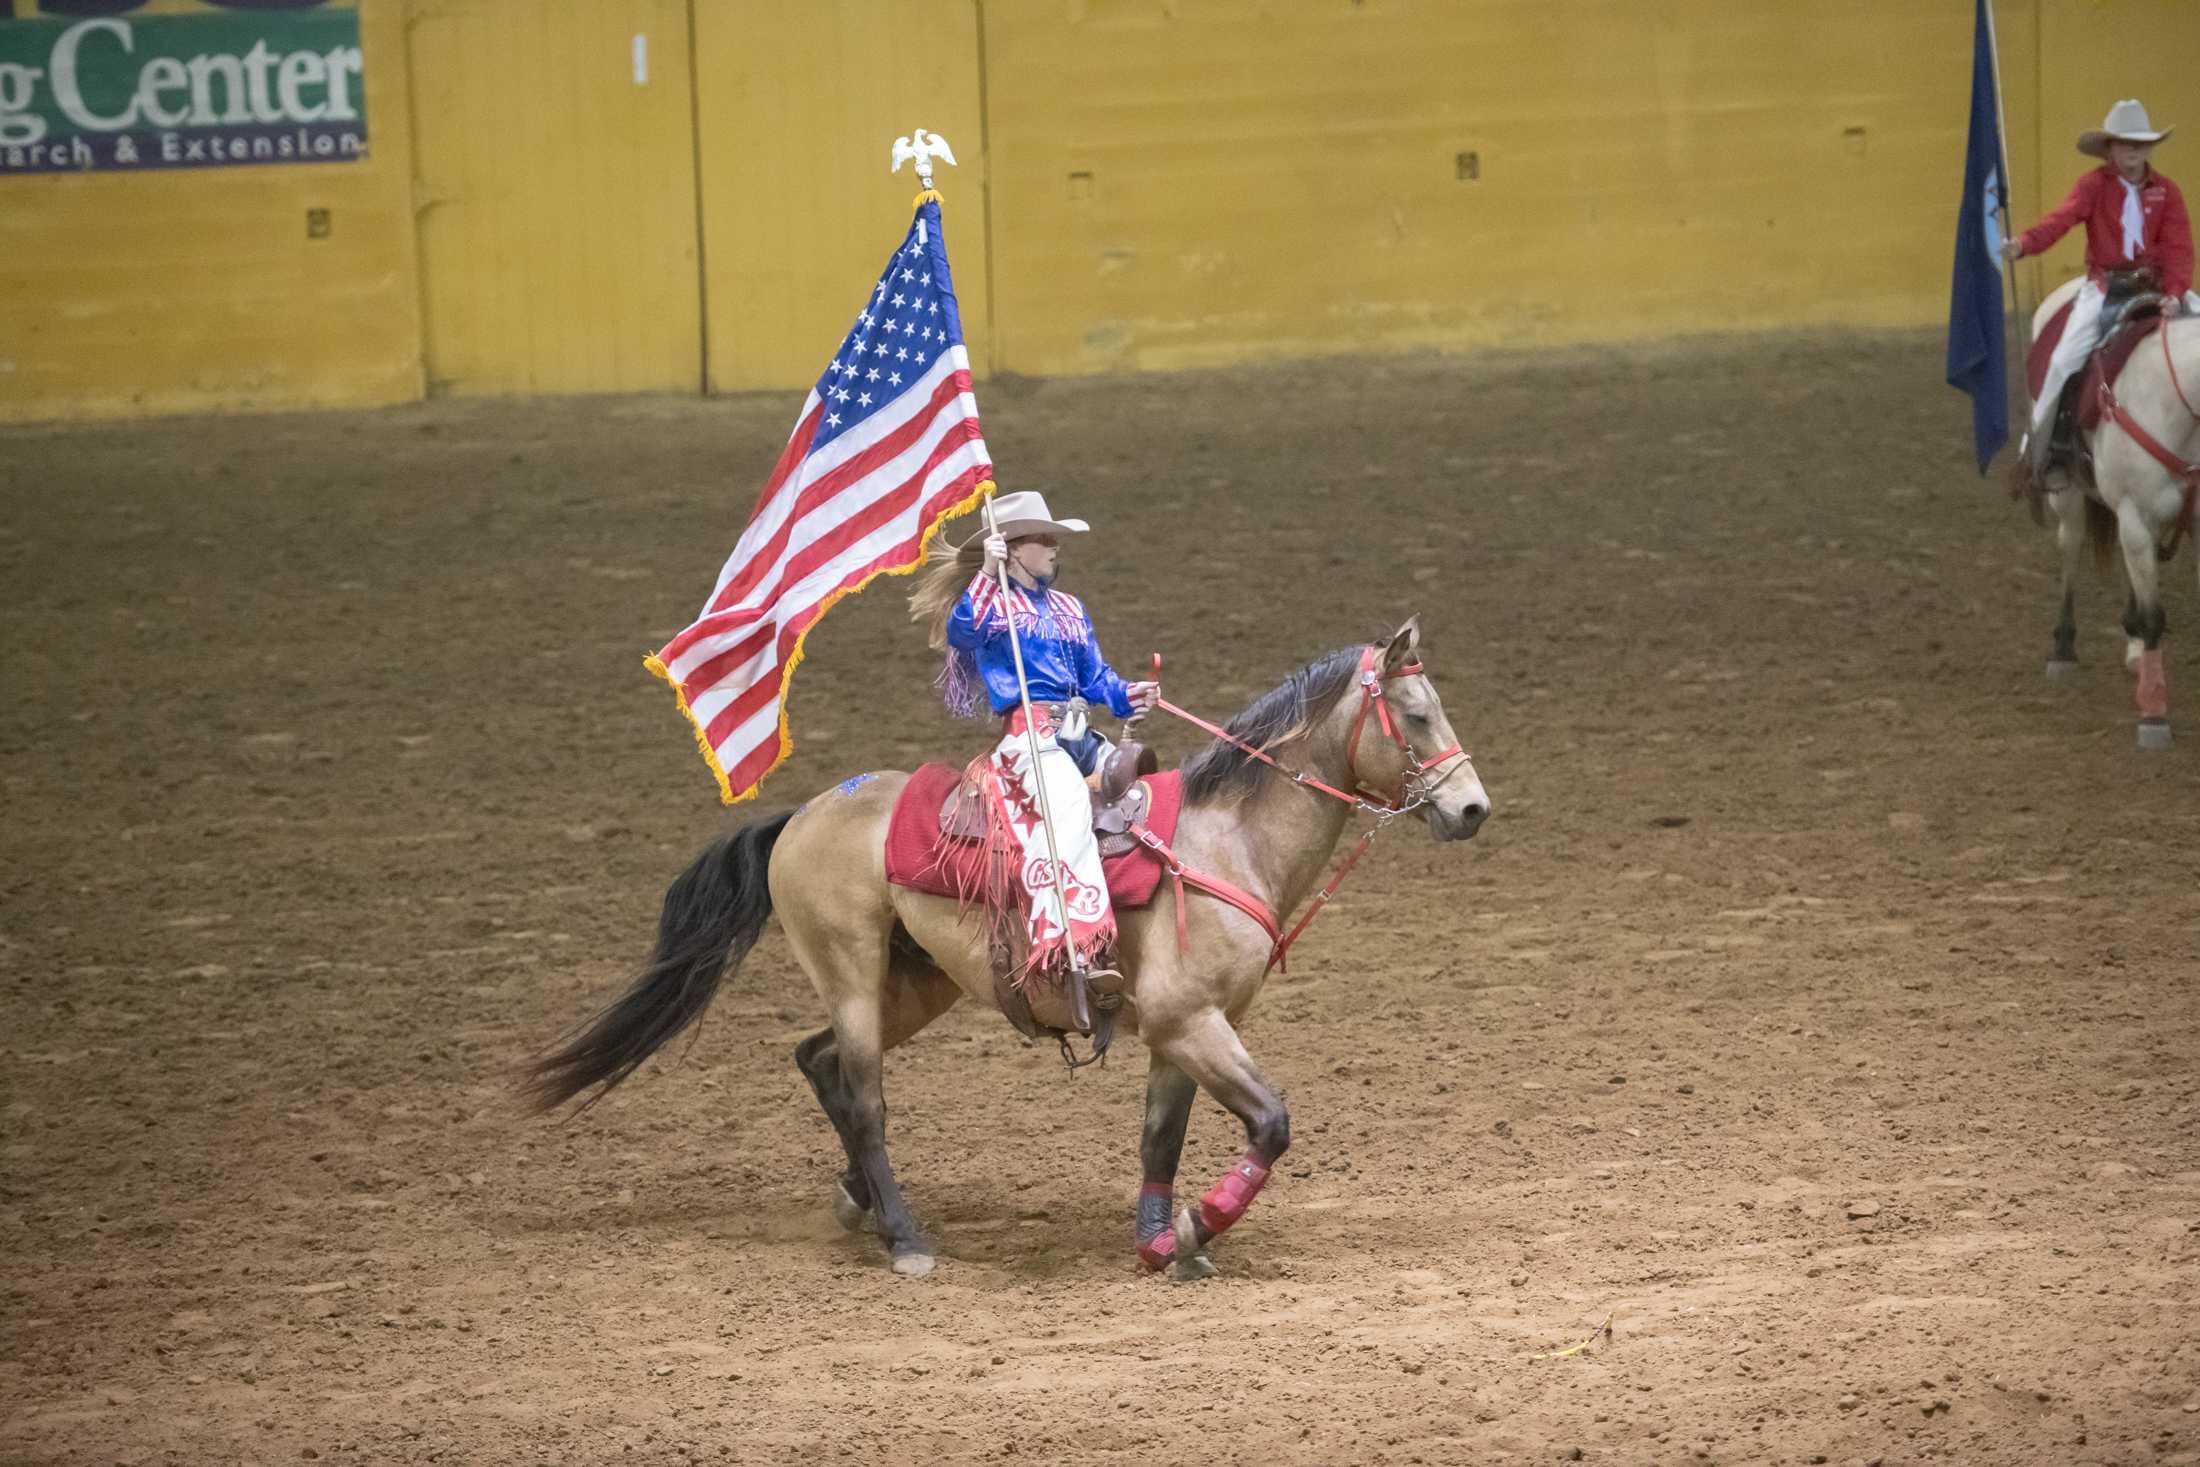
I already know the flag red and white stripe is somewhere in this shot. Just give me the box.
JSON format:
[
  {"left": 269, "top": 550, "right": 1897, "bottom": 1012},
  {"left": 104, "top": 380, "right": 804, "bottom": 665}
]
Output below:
[{"left": 647, "top": 198, "right": 992, "bottom": 803}]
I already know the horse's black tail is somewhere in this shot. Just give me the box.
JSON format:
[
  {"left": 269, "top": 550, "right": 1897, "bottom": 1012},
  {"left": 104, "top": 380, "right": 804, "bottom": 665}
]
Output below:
[{"left": 522, "top": 809, "right": 796, "bottom": 1114}]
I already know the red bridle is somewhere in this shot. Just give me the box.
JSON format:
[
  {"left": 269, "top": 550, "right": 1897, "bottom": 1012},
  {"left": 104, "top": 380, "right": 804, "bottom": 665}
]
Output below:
[
  {"left": 1339, "top": 647, "right": 1469, "bottom": 812},
  {"left": 1143, "top": 645, "right": 1476, "bottom": 975},
  {"left": 1155, "top": 644, "right": 1469, "bottom": 819}
]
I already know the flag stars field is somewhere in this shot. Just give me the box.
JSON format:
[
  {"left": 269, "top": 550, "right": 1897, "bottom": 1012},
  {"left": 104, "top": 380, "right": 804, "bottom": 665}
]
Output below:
[{"left": 646, "top": 194, "right": 995, "bottom": 802}]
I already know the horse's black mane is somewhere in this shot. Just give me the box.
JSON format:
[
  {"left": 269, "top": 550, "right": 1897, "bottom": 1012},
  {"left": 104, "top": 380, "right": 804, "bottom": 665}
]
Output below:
[{"left": 1178, "top": 646, "right": 1366, "bottom": 806}]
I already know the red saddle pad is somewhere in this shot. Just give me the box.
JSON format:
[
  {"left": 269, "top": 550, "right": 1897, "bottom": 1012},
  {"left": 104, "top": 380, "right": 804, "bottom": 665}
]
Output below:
[
  {"left": 2027, "top": 298, "right": 2072, "bottom": 401},
  {"left": 883, "top": 762, "right": 1184, "bottom": 911},
  {"left": 2028, "top": 296, "right": 2163, "bottom": 431}
]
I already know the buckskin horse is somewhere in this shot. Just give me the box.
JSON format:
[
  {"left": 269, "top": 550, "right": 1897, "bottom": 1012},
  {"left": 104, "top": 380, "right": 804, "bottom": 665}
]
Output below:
[
  {"left": 2027, "top": 278, "right": 2200, "bottom": 749},
  {"left": 525, "top": 617, "right": 1490, "bottom": 1278}
]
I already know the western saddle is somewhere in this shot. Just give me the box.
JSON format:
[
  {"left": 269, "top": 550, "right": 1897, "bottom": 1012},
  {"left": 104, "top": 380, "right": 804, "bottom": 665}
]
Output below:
[
  {"left": 935, "top": 722, "right": 1159, "bottom": 1061},
  {"left": 2044, "top": 266, "right": 2170, "bottom": 489}
]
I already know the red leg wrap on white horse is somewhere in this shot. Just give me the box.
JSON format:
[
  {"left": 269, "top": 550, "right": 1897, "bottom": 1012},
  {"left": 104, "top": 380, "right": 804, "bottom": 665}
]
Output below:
[
  {"left": 2136, "top": 648, "right": 2169, "bottom": 720},
  {"left": 1135, "top": 1182, "right": 1176, "bottom": 1270},
  {"left": 1195, "top": 1154, "right": 1272, "bottom": 1240}
]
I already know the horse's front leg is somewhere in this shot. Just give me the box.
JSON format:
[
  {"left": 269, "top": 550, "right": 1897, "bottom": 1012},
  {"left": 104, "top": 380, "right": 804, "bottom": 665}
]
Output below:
[
  {"left": 1150, "top": 1009, "right": 1290, "bottom": 1281},
  {"left": 2118, "top": 499, "right": 2173, "bottom": 749},
  {"left": 2047, "top": 489, "right": 2085, "bottom": 679},
  {"left": 1134, "top": 1052, "right": 1198, "bottom": 1272}
]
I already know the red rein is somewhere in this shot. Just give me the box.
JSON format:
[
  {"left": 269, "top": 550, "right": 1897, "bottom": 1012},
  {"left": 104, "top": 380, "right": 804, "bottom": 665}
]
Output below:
[
  {"left": 1131, "top": 645, "right": 1463, "bottom": 975},
  {"left": 1151, "top": 648, "right": 1459, "bottom": 814}
]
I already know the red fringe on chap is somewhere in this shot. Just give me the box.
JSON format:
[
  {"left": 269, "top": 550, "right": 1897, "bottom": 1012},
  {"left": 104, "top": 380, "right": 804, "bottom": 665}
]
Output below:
[
  {"left": 925, "top": 750, "right": 1115, "bottom": 995},
  {"left": 910, "top": 752, "right": 1027, "bottom": 980}
]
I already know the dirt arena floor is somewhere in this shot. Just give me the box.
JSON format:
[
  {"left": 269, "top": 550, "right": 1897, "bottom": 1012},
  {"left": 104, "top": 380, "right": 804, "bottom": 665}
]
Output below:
[{"left": 4, "top": 332, "right": 2199, "bottom": 1467}]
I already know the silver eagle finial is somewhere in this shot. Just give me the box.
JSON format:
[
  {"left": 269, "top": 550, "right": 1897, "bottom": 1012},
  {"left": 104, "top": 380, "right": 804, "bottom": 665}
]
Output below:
[{"left": 891, "top": 127, "right": 958, "bottom": 192}]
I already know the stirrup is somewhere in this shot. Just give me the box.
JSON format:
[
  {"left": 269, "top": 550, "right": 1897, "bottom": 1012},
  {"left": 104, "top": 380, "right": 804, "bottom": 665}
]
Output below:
[
  {"left": 1065, "top": 963, "right": 1125, "bottom": 1037},
  {"left": 1057, "top": 973, "right": 1121, "bottom": 1071},
  {"left": 1086, "top": 967, "right": 1126, "bottom": 1014}
]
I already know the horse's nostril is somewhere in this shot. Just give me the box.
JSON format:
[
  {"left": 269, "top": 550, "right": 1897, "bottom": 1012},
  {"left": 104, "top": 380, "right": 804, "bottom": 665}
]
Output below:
[{"left": 1462, "top": 803, "right": 1488, "bottom": 825}]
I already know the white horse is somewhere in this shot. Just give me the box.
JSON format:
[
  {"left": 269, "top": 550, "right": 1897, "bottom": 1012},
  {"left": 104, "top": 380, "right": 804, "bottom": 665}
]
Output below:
[{"left": 2030, "top": 277, "right": 2200, "bottom": 749}]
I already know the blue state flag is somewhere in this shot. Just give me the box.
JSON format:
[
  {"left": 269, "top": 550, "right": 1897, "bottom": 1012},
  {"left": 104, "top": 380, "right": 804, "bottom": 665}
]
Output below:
[{"left": 1945, "top": 0, "right": 2009, "bottom": 474}]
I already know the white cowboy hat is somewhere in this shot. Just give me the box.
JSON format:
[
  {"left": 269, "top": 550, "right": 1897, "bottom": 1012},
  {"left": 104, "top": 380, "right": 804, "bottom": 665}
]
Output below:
[
  {"left": 2079, "top": 99, "right": 2172, "bottom": 157},
  {"left": 983, "top": 489, "right": 1088, "bottom": 538}
]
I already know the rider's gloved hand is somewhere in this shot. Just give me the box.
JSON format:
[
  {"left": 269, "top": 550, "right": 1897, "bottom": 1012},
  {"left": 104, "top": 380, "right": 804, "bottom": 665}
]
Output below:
[{"left": 982, "top": 533, "right": 1009, "bottom": 576}]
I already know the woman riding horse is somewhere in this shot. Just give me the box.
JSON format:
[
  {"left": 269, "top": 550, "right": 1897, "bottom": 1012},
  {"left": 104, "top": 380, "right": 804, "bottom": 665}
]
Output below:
[
  {"left": 907, "top": 490, "right": 1158, "bottom": 989},
  {"left": 526, "top": 619, "right": 1490, "bottom": 1278}
]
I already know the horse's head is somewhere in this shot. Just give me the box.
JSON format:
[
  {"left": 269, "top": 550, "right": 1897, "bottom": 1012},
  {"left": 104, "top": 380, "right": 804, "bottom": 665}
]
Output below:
[{"left": 1344, "top": 617, "right": 1490, "bottom": 842}]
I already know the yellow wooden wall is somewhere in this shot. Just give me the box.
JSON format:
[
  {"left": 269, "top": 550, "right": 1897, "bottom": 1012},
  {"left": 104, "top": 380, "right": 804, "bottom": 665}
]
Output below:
[
  {"left": 407, "top": 0, "right": 700, "bottom": 395},
  {"left": 978, "top": 0, "right": 2200, "bottom": 378},
  {"left": 691, "top": 0, "right": 989, "bottom": 394},
  {"left": 5, "top": 0, "right": 2200, "bottom": 420},
  {"left": 0, "top": 0, "right": 420, "bottom": 422}
]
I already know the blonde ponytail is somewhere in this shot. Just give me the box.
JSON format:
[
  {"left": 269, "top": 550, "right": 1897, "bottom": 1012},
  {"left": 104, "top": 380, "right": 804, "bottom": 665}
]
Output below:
[{"left": 907, "top": 532, "right": 988, "bottom": 651}]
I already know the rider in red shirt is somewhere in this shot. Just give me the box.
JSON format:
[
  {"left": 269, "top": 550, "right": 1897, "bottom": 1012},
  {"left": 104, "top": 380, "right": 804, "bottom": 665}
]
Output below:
[{"left": 2005, "top": 99, "right": 2193, "bottom": 492}]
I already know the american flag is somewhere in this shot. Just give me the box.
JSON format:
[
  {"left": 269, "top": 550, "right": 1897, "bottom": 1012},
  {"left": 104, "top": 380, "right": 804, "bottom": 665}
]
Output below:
[{"left": 646, "top": 195, "right": 994, "bottom": 803}]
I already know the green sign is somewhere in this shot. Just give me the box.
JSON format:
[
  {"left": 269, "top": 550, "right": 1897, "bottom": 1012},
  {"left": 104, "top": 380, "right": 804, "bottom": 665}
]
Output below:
[{"left": 0, "top": 7, "right": 365, "bottom": 174}]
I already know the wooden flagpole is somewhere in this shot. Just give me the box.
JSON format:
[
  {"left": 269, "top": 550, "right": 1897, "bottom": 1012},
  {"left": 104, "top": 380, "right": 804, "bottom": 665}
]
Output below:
[
  {"left": 982, "top": 497, "right": 1084, "bottom": 977},
  {"left": 1982, "top": 0, "right": 2032, "bottom": 422}
]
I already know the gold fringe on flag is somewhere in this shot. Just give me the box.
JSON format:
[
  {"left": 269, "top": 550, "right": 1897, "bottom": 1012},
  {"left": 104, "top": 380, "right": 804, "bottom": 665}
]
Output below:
[{"left": 647, "top": 477, "right": 997, "bottom": 805}]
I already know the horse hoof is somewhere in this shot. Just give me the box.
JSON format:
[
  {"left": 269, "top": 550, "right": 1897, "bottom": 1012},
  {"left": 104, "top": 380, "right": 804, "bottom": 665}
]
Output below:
[
  {"left": 832, "top": 1181, "right": 876, "bottom": 1234},
  {"left": 1167, "top": 1205, "right": 1219, "bottom": 1280},
  {"left": 1171, "top": 1251, "right": 1219, "bottom": 1283},
  {"left": 890, "top": 1250, "right": 937, "bottom": 1278},
  {"left": 2044, "top": 659, "right": 2079, "bottom": 684},
  {"left": 2137, "top": 719, "right": 2174, "bottom": 751}
]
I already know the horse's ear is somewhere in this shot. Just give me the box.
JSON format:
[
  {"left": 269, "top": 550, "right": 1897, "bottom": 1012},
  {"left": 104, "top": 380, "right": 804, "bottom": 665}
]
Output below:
[{"left": 1381, "top": 615, "right": 1422, "bottom": 672}]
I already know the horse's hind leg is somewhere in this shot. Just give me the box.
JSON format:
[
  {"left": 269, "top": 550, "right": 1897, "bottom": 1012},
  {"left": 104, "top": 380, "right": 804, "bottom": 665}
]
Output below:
[
  {"left": 1149, "top": 1010, "right": 1290, "bottom": 1282},
  {"left": 794, "top": 1029, "right": 877, "bottom": 1230},
  {"left": 830, "top": 995, "right": 941, "bottom": 1275},
  {"left": 782, "top": 915, "right": 952, "bottom": 1274},
  {"left": 794, "top": 969, "right": 960, "bottom": 1234},
  {"left": 2047, "top": 490, "right": 2084, "bottom": 678}
]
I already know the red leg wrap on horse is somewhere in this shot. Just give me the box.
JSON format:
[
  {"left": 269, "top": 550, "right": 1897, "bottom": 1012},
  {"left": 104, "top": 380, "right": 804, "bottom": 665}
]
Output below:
[
  {"left": 2136, "top": 648, "right": 2169, "bottom": 720},
  {"left": 1195, "top": 1154, "right": 1272, "bottom": 1239},
  {"left": 1135, "top": 1183, "right": 1175, "bottom": 1270}
]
